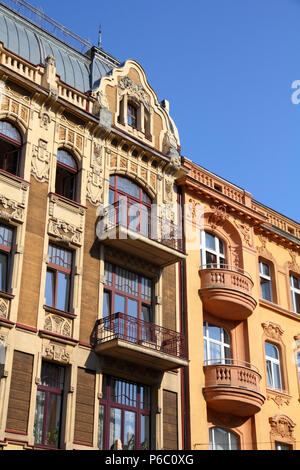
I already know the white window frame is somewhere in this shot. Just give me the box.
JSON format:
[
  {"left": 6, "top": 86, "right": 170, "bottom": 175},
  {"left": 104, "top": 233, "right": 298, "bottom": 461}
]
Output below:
[
  {"left": 200, "top": 231, "right": 226, "bottom": 268},
  {"left": 203, "top": 322, "right": 231, "bottom": 365},
  {"left": 265, "top": 342, "right": 282, "bottom": 390},
  {"left": 290, "top": 275, "right": 300, "bottom": 314},
  {"left": 259, "top": 260, "right": 273, "bottom": 302},
  {"left": 209, "top": 427, "right": 239, "bottom": 450}
]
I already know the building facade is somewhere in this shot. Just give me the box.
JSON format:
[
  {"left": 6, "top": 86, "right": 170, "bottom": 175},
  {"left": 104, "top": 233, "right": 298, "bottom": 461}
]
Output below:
[
  {"left": 0, "top": 1, "right": 189, "bottom": 450},
  {"left": 177, "top": 158, "right": 300, "bottom": 450},
  {"left": 0, "top": 0, "right": 300, "bottom": 453}
]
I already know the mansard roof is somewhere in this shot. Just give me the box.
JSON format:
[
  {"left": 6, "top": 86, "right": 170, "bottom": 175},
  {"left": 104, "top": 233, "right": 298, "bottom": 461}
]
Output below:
[{"left": 0, "top": 2, "right": 120, "bottom": 93}]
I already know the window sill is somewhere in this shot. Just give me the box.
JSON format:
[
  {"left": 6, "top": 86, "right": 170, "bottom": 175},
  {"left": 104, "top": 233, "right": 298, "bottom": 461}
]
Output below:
[
  {"left": 49, "top": 192, "right": 87, "bottom": 211},
  {"left": 259, "top": 299, "right": 300, "bottom": 321},
  {"left": 43, "top": 305, "right": 77, "bottom": 320},
  {"left": 0, "top": 169, "right": 30, "bottom": 185},
  {"left": 266, "top": 388, "right": 292, "bottom": 406},
  {"left": 0, "top": 290, "right": 15, "bottom": 300}
]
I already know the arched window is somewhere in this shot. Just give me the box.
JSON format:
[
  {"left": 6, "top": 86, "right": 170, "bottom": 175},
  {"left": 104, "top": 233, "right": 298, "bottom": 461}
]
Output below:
[
  {"left": 55, "top": 149, "right": 78, "bottom": 201},
  {"left": 0, "top": 121, "right": 22, "bottom": 175},
  {"left": 209, "top": 427, "right": 239, "bottom": 450},
  {"left": 200, "top": 231, "right": 226, "bottom": 268},
  {"left": 109, "top": 175, "right": 152, "bottom": 237},
  {"left": 203, "top": 322, "right": 231, "bottom": 365},
  {"left": 265, "top": 342, "right": 282, "bottom": 390}
]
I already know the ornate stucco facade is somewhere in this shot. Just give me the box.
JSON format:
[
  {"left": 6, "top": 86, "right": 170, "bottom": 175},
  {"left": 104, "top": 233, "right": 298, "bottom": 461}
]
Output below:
[
  {"left": 0, "top": 1, "right": 188, "bottom": 450},
  {"left": 0, "top": 0, "right": 300, "bottom": 453},
  {"left": 177, "top": 159, "right": 300, "bottom": 450}
]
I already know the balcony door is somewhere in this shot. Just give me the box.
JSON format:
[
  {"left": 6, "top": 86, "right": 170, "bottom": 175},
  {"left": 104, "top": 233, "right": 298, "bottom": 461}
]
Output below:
[
  {"left": 200, "top": 231, "right": 226, "bottom": 268},
  {"left": 103, "top": 262, "right": 154, "bottom": 344},
  {"left": 109, "top": 175, "right": 151, "bottom": 237}
]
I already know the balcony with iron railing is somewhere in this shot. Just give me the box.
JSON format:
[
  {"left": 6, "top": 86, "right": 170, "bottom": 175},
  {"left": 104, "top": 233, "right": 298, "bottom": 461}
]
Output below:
[
  {"left": 199, "top": 264, "right": 257, "bottom": 320},
  {"left": 203, "top": 359, "right": 265, "bottom": 416},
  {"left": 92, "top": 313, "right": 189, "bottom": 372},
  {"left": 96, "top": 200, "right": 186, "bottom": 267}
]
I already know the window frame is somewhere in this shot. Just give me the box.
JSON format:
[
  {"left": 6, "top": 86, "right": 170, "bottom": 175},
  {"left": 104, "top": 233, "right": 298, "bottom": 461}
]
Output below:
[
  {"left": 55, "top": 149, "right": 78, "bottom": 202},
  {"left": 203, "top": 321, "right": 231, "bottom": 365},
  {"left": 103, "top": 262, "right": 153, "bottom": 323},
  {"left": 0, "top": 121, "right": 22, "bottom": 176},
  {"left": 127, "top": 102, "right": 138, "bottom": 129},
  {"left": 45, "top": 244, "right": 73, "bottom": 313},
  {"left": 98, "top": 375, "right": 151, "bottom": 450},
  {"left": 290, "top": 274, "right": 300, "bottom": 314},
  {"left": 259, "top": 260, "right": 273, "bottom": 302},
  {"left": 200, "top": 231, "right": 226, "bottom": 268},
  {"left": 34, "top": 361, "right": 65, "bottom": 449},
  {"left": 0, "top": 223, "right": 14, "bottom": 293},
  {"left": 209, "top": 427, "right": 239, "bottom": 450},
  {"left": 265, "top": 341, "right": 283, "bottom": 391}
]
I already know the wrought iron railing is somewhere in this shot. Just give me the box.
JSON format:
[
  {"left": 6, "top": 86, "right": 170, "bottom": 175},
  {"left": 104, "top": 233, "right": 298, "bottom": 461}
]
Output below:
[
  {"left": 93, "top": 313, "right": 187, "bottom": 360},
  {"left": 0, "top": 0, "right": 91, "bottom": 52},
  {"left": 98, "top": 199, "right": 184, "bottom": 252}
]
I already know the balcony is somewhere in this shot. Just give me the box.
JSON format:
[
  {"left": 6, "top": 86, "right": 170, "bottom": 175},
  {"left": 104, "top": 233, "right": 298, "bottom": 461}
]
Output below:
[
  {"left": 96, "top": 200, "right": 186, "bottom": 268},
  {"left": 203, "top": 359, "right": 265, "bottom": 417},
  {"left": 199, "top": 265, "right": 257, "bottom": 320},
  {"left": 93, "top": 313, "right": 189, "bottom": 371}
]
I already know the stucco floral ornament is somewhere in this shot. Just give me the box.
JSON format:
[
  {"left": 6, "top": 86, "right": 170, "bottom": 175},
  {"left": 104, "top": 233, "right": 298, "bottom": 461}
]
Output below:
[{"left": 269, "top": 415, "right": 296, "bottom": 440}]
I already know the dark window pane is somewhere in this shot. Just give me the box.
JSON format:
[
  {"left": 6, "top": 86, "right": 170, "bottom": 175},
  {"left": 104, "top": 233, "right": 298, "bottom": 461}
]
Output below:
[
  {"left": 57, "top": 149, "right": 77, "bottom": 169},
  {"left": 295, "top": 292, "right": 300, "bottom": 313},
  {"left": 205, "top": 232, "right": 216, "bottom": 251},
  {"left": 261, "top": 278, "right": 272, "bottom": 301},
  {"left": 45, "top": 393, "right": 62, "bottom": 447},
  {"left": 55, "top": 165, "right": 76, "bottom": 201},
  {"left": 0, "top": 252, "right": 8, "bottom": 292}
]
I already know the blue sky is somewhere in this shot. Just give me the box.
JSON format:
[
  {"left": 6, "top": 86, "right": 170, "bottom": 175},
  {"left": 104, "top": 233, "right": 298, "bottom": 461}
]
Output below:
[{"left": 34, "top": 0, "right": 300, "bottom": 221}]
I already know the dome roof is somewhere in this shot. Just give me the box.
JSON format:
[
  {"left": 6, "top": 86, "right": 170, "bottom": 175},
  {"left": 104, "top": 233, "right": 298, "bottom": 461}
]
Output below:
[{"left": 0, "top": 3, "right": 119, "bottom": 93}]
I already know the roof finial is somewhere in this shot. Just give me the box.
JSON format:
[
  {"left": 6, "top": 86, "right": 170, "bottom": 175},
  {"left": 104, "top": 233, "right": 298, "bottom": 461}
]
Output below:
[{"left": 98, "top": 23, "right": 102, "bottom": 49}]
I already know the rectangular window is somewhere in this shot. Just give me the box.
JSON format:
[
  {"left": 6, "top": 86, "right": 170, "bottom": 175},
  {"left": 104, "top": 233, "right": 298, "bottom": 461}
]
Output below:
[
  {"left": 275, "top": 442, "right": 292, "bottom": 450},
  {"left": 290, "top": 275, "right": 300, "bottom": 314},
  {"left": 98, "top": 376, "right": 151, "bottom": 450},
  {"left": 259, "top": 261, "right": 273, "bottom": 302},
  {"left": 45, "top": 245, "right": 73, "bottom": 312},
  {"left": 0, "top": 224, "right": 13, "bottom": 292},
  {"left": 127, "top": 104, "right": 138, "bottom": 128},
  {"left": 265, "top": 342, "right": 282, "bottom": 390},
  {"left": 34, "top": 362, "right": 65, "bottom": 448}
]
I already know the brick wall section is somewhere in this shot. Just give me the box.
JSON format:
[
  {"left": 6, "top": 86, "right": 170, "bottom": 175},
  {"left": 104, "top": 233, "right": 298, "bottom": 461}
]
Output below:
[
  {"left": 80, "top": 203, "right": 100, "bottom": 344},
  {"left": 163, "top": 390, "right": 178, "bottom": 450},
  {"left": 74, "top": 368, "right": 96, "bottom": 446},
  {"left": 18, "top": 178, "right": 48, "bottom": 327},
  {"left": 6, "top": 351, "right": 33, "bottom": 434},
  {"left": 162, "top": 264, "right": 177, "bottom": 331}
]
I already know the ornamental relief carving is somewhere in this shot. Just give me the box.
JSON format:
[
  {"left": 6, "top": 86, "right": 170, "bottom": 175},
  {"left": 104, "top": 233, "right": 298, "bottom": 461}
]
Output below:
[
  {"left": 256, "top": 234, "right": 274, "bottom": 260},
  {"left": 31, "top": 139, "right": 50, "bottom": 183},
  {"left": 0, "top": 194, "right": 25, "bottom": 223},
  {"left": 234, "top": 220, "right": 252, "bottom": 247},
  {"left": 48, "top": 218, "right": 82, "bottom": 247},
  {"left": 208, "top": 205, "right": 228, "bottom": 231},
  {"left": 269, "top": 415, "right": 296, "bottom": 440},
  {"left": 86, "top": 142, "right": 104, "bottom": 206},
  {"left": 0, "top": 89, "right": 30, "bottom": 124},
  {"left": 42, "top": 341, "right": 71, "bottom": 364},
  {"left": 0, "top": 297, "right": 9, "bottom": 319},
  {"left": 118, "top": 76, "right": 150, "bottom": 110},
  {"left": 44, "top": 314, "right": 72, "bottom": 338},
  {"left": 287, "top": 249, "right": 300, "bottom": 275},
  {"left": 58, "top": 123, "right": 83, "bottom": 152},
  {"left": 262, "top": 321, "right": 284, "bottom": 341},
  {"left": 267, "top": 391, "right": 291, "bottom": 408}
]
